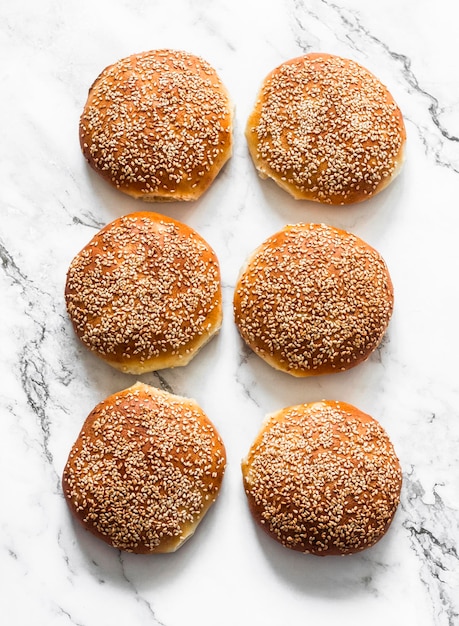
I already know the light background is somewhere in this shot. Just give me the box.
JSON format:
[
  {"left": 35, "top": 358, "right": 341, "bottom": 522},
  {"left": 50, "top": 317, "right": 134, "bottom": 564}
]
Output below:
[{"left": 1, "top": 1, "right": 458, "bottom": 625}]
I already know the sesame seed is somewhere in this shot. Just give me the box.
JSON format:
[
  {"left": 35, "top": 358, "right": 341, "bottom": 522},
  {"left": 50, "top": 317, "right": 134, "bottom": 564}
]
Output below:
[
  {"left": 65, "top": 212, "right": 222, "bottom": 373},
  {"left": 246, "top": 53, "right": 406, "bottom": 204},
  {"left": 62, "top": 383, "right": 226, "bottom": 553},
  {"left": 233, "top": 223, "right": 394, "bottom": 376},
  {"left": 242, "top": 401, "right": 402, "bottom": 555},
  {"left": 80, "top": 49, "right": 233, "bottom": 201}
]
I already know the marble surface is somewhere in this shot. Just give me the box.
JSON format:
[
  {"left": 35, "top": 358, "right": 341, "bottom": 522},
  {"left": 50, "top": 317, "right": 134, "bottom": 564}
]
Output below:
[{"left": 1, "top": 0, "right": 459, "bottom": 624}]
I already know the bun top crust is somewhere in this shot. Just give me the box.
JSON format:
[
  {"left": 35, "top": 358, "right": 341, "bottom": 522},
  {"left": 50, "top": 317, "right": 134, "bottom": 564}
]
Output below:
[
  {"left": 65, "top": 212, "right": 222, "bottom": 374},
  {"left": 233, "top": 223, "right": 394, "bottom": 377},
  {"left": 241, "top": 400, "right": 402, "bottom": 556},
  {"left": 80, "top": 49, "right": 233, "bottom": 201},
  {"left": 246, "top": 52, "right": 406, "bottom": 204},
  {"left": 62, "top": 382, "right": 227, "bottom": 554}
]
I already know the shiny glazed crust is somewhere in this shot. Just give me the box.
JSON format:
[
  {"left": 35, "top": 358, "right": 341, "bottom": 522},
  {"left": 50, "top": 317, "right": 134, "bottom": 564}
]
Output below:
[
  {"left": 80, "top": 49, "right": 233, "bottom": 201},
  {"left": 233, "top": 223, "right": 394, "bottom": 377},
  {"left": 241, "top": 400, "right": 402, "bottom": 555},
  {"left": 246, "top": 52, "right": 406, "bottom": 204},
  {"left": 65, "top": 212, "right": 222, "bottom": 373},
  {"left": 62, "top": 382, "right": 227, "bottom": 553}
]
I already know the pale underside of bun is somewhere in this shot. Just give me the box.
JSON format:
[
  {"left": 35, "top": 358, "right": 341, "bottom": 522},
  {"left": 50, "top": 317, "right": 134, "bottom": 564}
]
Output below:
[
  {"left": 241, "top": 400, "right": 402, "bottom": 556},
  {"left": 65, "top": 212, "right": 223, "bottom": 373},
  {"left": 101, "top": 319, "right": 222, "bottom": 374},
  {"left": 246, "top": 52, "right": 406, "bottom": 205},
  {"left": 80, "top": 49, "right": 233, "bottom": 201},
  {"left": 62, "top": 382, "right": 226, "bottom": 554},
  {"left": 233, "top": 222, "right": 394, "bottom": 377}
]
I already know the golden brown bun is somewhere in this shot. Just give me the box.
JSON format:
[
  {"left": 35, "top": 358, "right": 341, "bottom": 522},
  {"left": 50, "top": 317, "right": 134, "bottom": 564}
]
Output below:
[
  {"left": 65, "top": 212, "right": 222, "bottom": 373},
  {"left": 242, "top": 400, "right": 402, "bottom": 556},
  {"left": 80, "top": 49, "right": 233, "bottom": 201},
  {"left": 233, "top": 223, "right": 393, "bottom": 377},
  {"left": 62, "top": 382, "right": 226, "bottom": 553},
  {"left": 246, "top": 52, "right": 406, "bottom": 204}
]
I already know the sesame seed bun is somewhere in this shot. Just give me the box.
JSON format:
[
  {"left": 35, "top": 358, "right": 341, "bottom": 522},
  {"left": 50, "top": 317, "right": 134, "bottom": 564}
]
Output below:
[
  {"left": 242, "top": 400, "right": 402, "bottom": 556},
  {"left": 62, "top": 382, "right": 226, "bottom": 553},
  {"left": 80, "top": 49, "right": 233, "bottom": 201},
  {"left": 246, "top": 53, "right": 406, "bottom": 204},
  {"left": 233, "top": 223, "right": 394, "bottom": 377},
  {"left": 65, "top": 212, "right": 222, "bottom": 374}
]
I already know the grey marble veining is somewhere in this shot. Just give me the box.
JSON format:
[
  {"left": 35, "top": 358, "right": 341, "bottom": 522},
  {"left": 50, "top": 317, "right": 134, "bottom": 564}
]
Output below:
[{"left": 1, "top": 0, "right": 458, "bottom": 625}]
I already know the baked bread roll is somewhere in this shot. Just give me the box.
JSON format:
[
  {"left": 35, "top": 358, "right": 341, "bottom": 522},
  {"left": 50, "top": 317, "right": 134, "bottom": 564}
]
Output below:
[
  {"left": 65, "top": 212, "right": 222, "bottom": 373},
  {"left": 233, "top": 223, "right": 393, "bottom": 377},
  {"left": 246, "top": 52, "right": 406, "bottom": 204},
  {"left": 80, "top": 49, "right": 233, "bottom": 201},
  {"left": 62, "top": 382, "right": 226, "bottom": 553},
  {"left": 242, "top": 400, "right": 402, "bottom": 556}
]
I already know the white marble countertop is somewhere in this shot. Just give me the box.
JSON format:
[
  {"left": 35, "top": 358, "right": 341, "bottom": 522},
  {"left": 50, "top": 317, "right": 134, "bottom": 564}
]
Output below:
[{"left": 1, "top": 0, "right": 459, "bottom": 624}]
